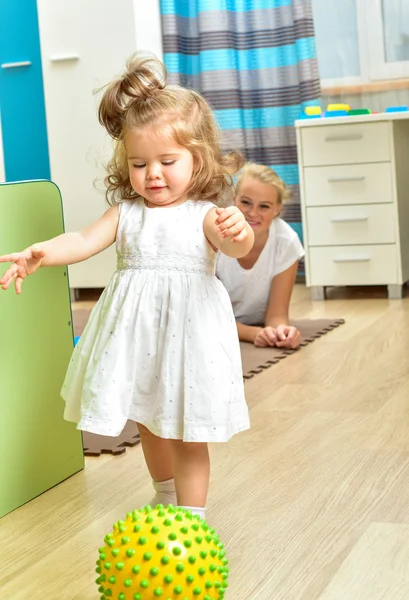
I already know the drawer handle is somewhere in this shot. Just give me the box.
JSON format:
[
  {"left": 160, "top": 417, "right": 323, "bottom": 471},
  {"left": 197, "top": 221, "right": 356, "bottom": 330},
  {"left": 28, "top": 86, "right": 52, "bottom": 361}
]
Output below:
[
  {"left": 333, "top": 257, "right": 371, "bottom": 263},
  {"left": 1, "top": 61, "right": 32, "bottom": 69},
  {"left": 325, "top": 134, "right": 363, "bottom": 142},
  {"left": 330, "top": 216, "right": 368, "bottom": 223},
  {"left": 49, "top": 54, "right": 80, "bottom": 63},
  {"left": 328, "top": 177, "right": 366, "bottom": 183}
]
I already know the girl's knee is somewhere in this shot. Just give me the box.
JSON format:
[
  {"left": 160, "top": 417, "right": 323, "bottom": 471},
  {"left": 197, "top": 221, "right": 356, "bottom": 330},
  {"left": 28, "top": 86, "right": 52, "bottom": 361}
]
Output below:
[{"left": 171, "top": 440, "right": 209, "bottom": 456}]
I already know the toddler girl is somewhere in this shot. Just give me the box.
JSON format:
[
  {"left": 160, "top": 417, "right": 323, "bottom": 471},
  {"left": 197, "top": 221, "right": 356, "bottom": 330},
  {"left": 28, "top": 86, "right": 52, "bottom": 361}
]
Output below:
[{"left": 0, "top": 54, "right": 253, "bottom": 520}]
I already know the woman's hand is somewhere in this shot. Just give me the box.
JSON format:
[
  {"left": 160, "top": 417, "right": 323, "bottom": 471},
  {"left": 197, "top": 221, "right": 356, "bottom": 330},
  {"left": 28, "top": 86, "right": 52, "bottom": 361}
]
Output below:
[
  {"left": 274, "top": 324, "right": 301, "bottom": 348},
  {"left": 254, "top": 326, "right": 278, "bottom": 347},
  {"left": 0, "top": 245, "right": 45, "bottom": 294},
  {"left": 253, "top": 324, "right": 301, "bottom": 348}
]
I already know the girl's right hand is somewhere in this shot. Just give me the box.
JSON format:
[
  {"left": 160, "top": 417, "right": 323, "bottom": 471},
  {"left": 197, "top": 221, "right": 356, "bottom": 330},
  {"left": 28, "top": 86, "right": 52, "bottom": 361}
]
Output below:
[{"left": 0, "top": 245, "right": 46, "bottom": 294}]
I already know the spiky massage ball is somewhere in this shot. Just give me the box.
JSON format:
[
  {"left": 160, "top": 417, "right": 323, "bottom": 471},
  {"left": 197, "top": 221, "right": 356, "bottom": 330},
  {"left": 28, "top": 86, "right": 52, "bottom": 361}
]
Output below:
[{"left": 96, "top": 504, "right": 229, "bottom": 599}]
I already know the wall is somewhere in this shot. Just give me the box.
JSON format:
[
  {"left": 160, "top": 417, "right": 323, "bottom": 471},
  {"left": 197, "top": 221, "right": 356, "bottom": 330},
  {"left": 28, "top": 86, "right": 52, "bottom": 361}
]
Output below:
[
  {"left": 322, "top": 89, "right": 409, "bottom": 113},
  {"left": 133, "top": 0, "right": 163, "bottom": 60}
]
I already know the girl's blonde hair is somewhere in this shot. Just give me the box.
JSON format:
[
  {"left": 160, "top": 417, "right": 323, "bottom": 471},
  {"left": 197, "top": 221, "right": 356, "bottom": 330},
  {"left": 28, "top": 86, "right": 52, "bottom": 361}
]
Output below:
[
  {"left": 98, "top": 54, "right": 243, "bottom": 205},
  {"left": 236, "top": 162, "right": 291, "bottom": 207}
]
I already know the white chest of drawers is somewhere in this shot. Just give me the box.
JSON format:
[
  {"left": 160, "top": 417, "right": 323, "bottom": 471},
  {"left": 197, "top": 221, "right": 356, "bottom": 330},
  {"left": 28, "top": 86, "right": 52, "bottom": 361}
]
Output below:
[{"left": 295, "top": 113, "right": 409, "bottom": 299}]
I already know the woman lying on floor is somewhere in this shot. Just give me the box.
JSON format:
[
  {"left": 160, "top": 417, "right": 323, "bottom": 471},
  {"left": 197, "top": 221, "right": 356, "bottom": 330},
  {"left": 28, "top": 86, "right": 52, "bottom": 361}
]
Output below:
[{"left": 217, "top": 162, "right": 305, "bottom": 349}]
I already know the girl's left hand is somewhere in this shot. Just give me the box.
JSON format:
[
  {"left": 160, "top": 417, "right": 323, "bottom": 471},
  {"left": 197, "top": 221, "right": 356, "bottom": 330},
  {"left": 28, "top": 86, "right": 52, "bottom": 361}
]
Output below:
[
  {"left": 215, "top": 207, "right": 249, "bottom": 243},
  {"left": 274, "top": 324, "right": 302, "bottom": 349}
]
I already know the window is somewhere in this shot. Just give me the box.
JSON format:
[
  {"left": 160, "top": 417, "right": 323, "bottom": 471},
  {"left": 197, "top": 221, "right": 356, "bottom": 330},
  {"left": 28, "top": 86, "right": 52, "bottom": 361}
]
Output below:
[
  {"left": 312, "top": 0, "right": 409, "bottom": 86},
  {"left": 366, "top": 0, "right": 409, "bottom": 80}
]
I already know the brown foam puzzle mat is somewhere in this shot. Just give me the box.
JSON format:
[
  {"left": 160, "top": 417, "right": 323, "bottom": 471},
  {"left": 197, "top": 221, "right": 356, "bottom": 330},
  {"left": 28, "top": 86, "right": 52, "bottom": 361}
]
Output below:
[
  {"left": 82, "top": 420, "right": 140, "bottom": 456},
  {"left": 240, "top": 318, "right": 345, "bottom": 378},
  {"left": 72, "top": 310, "right": 344, "bottom": 455}
]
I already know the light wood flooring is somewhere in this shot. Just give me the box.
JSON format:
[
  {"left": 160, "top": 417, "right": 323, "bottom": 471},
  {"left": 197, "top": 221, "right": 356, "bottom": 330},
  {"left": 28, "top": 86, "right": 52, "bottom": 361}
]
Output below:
[{"left": 2, "top": 284, "right": 409, "bottom": 600}]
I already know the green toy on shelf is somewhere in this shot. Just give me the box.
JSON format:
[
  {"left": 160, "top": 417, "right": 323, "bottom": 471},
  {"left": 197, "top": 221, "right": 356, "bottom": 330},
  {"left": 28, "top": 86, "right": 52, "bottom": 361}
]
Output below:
[{"left": 348, "top": 108, "right": 371, "bottom": 116}]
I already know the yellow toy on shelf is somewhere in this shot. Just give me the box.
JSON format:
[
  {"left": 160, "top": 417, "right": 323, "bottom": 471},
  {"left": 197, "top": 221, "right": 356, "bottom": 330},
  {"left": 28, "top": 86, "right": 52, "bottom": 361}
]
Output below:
[
  {"left": 305, "top": 106, "right": 322, "bottom": 116},
  {"left": 96, "top": 505, "right": 229, "bottom": 599},
  {"left": 326, "top": 103, "right": 351, "bottom": 112}
]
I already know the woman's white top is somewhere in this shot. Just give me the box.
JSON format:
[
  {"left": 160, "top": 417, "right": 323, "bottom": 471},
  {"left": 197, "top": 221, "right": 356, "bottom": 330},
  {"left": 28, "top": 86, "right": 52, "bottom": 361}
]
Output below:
[{"left": 216, "top": 218, "right": 305, "bottom": 326}]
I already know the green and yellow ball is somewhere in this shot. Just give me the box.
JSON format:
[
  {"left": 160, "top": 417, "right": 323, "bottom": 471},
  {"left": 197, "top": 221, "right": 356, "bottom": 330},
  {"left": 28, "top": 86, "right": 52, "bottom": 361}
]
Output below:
[{"left": 96, "top": 504, "right": 229, "bottom": 600}]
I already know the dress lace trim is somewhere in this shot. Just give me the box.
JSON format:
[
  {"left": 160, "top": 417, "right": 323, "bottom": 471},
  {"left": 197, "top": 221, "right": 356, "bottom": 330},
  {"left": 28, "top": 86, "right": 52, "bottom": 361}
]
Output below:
[{"left": 117, "top": 253, "right": 215, "bottom": 275}]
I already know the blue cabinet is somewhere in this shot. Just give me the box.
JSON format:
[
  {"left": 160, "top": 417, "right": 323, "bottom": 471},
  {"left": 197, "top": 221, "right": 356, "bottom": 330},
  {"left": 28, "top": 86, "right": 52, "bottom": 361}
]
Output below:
[{"left": 0, "top": 0, "right": 50, "bottom": 181}]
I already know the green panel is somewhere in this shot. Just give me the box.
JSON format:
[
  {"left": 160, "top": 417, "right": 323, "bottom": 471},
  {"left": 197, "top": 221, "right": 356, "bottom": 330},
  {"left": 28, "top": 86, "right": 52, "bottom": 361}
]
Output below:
[{"left": 0, "top": 180, "right": 84, "bottom": 518}]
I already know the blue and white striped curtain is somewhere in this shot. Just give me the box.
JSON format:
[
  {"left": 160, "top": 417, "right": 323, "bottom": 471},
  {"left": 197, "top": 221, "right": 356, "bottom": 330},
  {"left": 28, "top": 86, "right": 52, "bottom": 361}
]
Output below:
[{"left": 160, "top": 0, "right": 321, "bottom": 242}]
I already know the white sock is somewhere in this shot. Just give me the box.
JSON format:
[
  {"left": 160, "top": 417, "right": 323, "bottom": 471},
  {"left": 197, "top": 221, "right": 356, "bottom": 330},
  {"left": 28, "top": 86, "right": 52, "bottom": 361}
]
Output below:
[
  {"left": 180, "top": 506, "right": 206, "bottom": 520},
  {"left": 150, "top": 478, "right": 177, "bottom": 508}
]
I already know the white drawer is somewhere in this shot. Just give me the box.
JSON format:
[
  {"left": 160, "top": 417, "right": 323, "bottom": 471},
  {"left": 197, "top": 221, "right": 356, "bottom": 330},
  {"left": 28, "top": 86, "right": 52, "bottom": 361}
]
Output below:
[
  {"left": 303, "top": 163, "right": 393, "bottom": 207},
  {"left": 301, "top": 122, "right": 390, "bottom": 166},
  {"left": 306, "top": 204, "right": 396, "bottom": 246},
  {"left": 308, "top": 245, "right": 398, "bottom": 285}
]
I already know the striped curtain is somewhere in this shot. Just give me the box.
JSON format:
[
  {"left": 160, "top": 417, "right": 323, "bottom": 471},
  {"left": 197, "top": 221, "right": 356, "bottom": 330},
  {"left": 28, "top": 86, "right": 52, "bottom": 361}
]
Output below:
[{"left": 160, "top": 0, "right": 321, "bottom": 244}]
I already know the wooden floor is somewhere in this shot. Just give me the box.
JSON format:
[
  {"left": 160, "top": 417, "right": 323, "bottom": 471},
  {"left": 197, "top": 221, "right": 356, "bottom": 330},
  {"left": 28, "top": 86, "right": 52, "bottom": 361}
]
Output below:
[{"left": 2, "top": 284, "right": 409, "bottom": 600}]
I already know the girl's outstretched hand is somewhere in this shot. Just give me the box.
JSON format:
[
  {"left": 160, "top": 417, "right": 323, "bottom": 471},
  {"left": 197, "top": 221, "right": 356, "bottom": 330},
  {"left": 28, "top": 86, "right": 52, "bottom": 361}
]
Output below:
[
  {"left": 215, "top": 206, "right": 249, "bottom": 242},
  {"left": 0, "top": 245, "right": 45, "bottom": 294}
]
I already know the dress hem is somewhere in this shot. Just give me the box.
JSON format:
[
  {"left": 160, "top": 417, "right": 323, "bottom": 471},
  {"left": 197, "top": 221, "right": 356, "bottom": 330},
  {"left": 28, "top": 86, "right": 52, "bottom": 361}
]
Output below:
[{"left": 67, "top": 413, "right": 250, "bottom": 443}]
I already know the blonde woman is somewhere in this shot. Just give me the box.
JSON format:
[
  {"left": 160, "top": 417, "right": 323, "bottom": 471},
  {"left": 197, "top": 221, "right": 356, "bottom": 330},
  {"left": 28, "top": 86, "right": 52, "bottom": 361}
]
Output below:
[{"left": 217, "top": 163, "right": 305, "bottom": 349}]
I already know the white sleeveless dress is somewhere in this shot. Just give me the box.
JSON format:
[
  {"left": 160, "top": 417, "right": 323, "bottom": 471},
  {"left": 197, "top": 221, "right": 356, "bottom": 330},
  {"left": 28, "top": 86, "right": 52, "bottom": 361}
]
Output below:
[{"left": 61, "top": 199, "right": 250, "bottom": 441}]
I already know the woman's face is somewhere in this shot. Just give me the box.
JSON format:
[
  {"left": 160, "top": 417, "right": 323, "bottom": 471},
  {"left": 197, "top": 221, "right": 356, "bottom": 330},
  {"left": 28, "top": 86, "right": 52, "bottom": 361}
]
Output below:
[{"left": 235, "top": 177, "right": 281, "bottom": 235}]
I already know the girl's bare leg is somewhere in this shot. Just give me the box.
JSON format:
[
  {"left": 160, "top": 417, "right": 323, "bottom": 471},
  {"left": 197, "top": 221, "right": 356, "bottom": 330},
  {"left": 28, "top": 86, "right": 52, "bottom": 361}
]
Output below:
[
  {"left": 137, "top": 423, "right": 176, "bottom": 506},
  {"left": 170, "top": 439, "right": 210, "bottom": 508},
  {"left": 137, "top": 424, "right": 210, "bottom": 516}
]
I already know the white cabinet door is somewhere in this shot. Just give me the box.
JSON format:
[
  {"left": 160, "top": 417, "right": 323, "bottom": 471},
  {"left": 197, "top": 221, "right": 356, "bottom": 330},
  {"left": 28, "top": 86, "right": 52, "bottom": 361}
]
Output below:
[
  {"left": 309, "top": 245, "right": 398, "bottom": 286},
  {"left": 303, "top": 163, "right": 394, "bottom": 207},
  {"left": 306, "top": 204, "right": 396, "bottom": 246},
  {"left": 301, "top": 122, "right": 391, "bottom": 167},
  {"left": 37, "top": 0, "right": 137, "bottom": 288}
]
